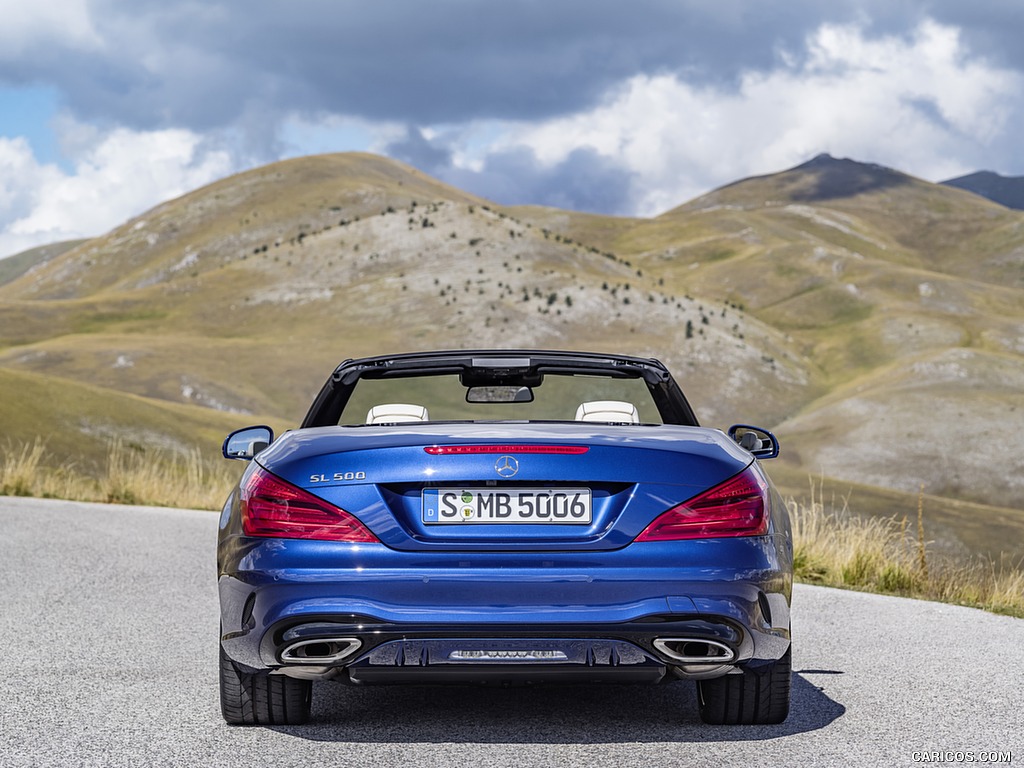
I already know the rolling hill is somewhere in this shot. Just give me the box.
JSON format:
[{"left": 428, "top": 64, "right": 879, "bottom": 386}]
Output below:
[
  {"left": 0, "top": 239, "right": 87, "bottom": 288},
  {"left": 942, "top": 170, "right": 1024, "bottom": 210},
  {"left": 1, "top": 152, "right": 1021, "bottom": 559}
]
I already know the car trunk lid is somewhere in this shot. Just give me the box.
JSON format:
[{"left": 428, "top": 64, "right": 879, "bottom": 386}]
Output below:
[{"left": 257, "top": 423, "right": 751, "bottom": 552}]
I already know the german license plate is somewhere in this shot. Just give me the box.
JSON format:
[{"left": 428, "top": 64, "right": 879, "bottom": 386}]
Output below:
[{"left": 422, "top": 488, "right": 592, "bottom": 524}]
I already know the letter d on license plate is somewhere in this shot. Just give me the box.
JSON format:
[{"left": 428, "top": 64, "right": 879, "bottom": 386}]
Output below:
[{"left": 422, "top": 488, "right": 592, "bottom": 524}]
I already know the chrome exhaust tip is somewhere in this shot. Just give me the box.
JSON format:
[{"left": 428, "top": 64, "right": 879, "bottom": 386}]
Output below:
[
  {"left": 652, "top": 638, "right": 736, "bottom": 664},
  {"left": 280, "top": 637, "right": 361, "bottom": 665}
]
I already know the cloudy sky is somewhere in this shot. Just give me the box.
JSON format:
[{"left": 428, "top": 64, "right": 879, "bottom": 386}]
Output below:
[{"left": 2, "top": 0, "right": 1023, "bottom": 259}]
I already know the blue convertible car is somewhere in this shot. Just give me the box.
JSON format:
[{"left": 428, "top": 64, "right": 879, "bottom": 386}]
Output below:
[{"left": 218, "top": 350, "right": 792, "bottom": 725}]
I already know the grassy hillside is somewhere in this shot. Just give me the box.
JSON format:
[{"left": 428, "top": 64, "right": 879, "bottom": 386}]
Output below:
[
  {"left": 942, "top": 170, "right": 1024, "bottom": 211},
  {"left": 1, "top": 152, "right": 1021, "bottom": 560},
  {"left": 0, "top": 240, "right": 88, "bottom": 287},
  {"left": 0, "top": 366, "right": 275, "bottom": 511}
]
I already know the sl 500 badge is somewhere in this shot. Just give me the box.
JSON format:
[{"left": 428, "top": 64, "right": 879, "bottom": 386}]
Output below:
[{"left": 309, "top": 471, "right": 366, "bottom": 483}]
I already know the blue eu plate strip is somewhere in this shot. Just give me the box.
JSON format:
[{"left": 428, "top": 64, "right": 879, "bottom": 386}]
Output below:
[{"left": 422, "top": 489, "right": 439, "bottom": 522}]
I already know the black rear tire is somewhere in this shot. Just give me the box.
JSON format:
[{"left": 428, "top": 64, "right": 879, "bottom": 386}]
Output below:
[
  {"left": 219, "top": 646, "right": 312, "bottom": 725},
  {"left": 696, "top": 646, "right": 791, "bottom": 725}
]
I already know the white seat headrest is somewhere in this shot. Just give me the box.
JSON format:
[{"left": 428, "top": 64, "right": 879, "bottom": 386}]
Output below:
[
  {"left": 366, "top": 403, "right": 429, "bottom": 424},
  {"left": 574, "top": 400, "right": 640, "bottom": 424}
]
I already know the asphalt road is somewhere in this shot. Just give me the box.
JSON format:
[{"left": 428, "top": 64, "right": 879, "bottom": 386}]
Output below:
[{"left": 1, "top": 496, "right": 1021, "bottom": 768}]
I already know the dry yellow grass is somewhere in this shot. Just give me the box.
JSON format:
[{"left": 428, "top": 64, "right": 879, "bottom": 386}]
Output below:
[
  {"left": 100, "top": 438, "right": 240, "bottom": 510},
  {"left": 1, "top": 438, "right": 239, "bottom": 511},
  {"left": 789, "top": 477, "right": 1024, "bottom": 617},
  {"left": 1, "top": 438, "right": 83, "bottom": 500}
]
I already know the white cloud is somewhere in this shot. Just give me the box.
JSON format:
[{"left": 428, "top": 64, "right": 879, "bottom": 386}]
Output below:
[
  {"left": 0, "top": 0, "right": 102, "bottom": 57},
  {"left": 479, "top": 19, "right": 1023, "bottom": 215},
  {"left": 0, "top": 124, "right": 232, "bottom": 259},
  {"left": 279, "top": 112, "right": 405, "bottom": 160}
]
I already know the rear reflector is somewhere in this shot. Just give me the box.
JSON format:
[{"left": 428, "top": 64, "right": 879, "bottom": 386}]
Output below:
[
  {"left": 425, "top": 445, "right": 589, "bottom": 455},
  {"left": 240, "top": 466, "right": 378, "bottom": 542},
  {"left": 634, "top": 466, "right": 769, "bottom": 541}
]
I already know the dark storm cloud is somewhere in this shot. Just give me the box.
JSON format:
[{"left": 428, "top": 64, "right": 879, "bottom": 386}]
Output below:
[
  {"left": 458, "top": 146, "right": 636, "bottom": 214},
  {"left": 385, "top": 127, "right": 455, "bottom": 173},
  {"left": 925, "top": 2, "right": 1024, "bottom": 71},
  {"left": 11, "top": 0, "right": 1001, "bottom": 138},
  {"left": 387, "top": 128, "right": 635, "bottom": 214}
]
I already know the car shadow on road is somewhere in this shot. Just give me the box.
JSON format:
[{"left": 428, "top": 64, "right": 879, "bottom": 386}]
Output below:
[{"left": 271, "top": 671, "right": 845, "bottom": 743}]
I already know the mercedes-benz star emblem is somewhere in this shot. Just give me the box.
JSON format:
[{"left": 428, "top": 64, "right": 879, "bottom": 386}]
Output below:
[{"left": 494, "top": 455, "right": 519, "bottom": 478}]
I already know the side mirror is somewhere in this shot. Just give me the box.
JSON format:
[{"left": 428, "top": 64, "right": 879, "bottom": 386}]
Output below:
[
  {"left": 728, "top": 424, "right": 780, "bottom": 460},
  {"left": 222, "top": 425, "right": 275, "bottom": 461}
]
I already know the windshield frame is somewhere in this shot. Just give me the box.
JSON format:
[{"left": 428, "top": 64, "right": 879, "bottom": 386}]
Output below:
[{"left": 301, "top": 350, "right": 700, "bottom": 428}]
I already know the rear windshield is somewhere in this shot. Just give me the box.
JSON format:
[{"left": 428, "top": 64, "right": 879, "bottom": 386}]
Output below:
[{"left": 340, "top": 373, "right": 663, "bottom": 425}]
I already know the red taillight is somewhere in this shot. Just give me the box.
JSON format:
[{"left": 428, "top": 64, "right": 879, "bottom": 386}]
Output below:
[
  {"left": 425, "top": 445, "right": 589, "bottom": 455},
  {"left": 634, "top": 467, "right": 769, "bottom": 541},
  {"left": 240, "top": 466, "right": 378, "bottom": 542}
]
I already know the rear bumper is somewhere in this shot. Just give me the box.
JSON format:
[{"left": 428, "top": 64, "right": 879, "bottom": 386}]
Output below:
[
  {"left": 218, "top": 535, "right": 792, "bottom": 682},
  {"left": 245, "top": 616, "right": 776, "bottom": 683},
  {"left": 220, "top": 548, "right": 786, "bottom": 684}
]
